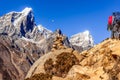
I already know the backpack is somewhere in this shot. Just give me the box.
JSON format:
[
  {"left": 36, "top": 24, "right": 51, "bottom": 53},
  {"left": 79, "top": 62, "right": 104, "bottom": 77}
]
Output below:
[
  {"left": 108, "top": 16, "right": 113, "bottom": 25},
  {"left": 107, "top": 16, "right": 114, "bottom": 31},
  {"left": 107, "top": 12, "right": 120, "bottom": 31},
  {"left": 113, "top": 12, "right": 120, "bottom": 24}
]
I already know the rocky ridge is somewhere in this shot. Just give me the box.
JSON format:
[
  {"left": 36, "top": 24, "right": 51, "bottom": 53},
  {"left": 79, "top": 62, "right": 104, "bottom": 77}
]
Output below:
[
  {"left": 25, "top": 38, "right": 120, "bottom": 80},
  {"left": 25, "top": 34, "right": 80, "bottom": 79}
]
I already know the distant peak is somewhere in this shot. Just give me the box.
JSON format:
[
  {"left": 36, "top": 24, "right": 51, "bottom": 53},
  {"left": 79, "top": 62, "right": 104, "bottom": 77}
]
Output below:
[
  {"left": 83, "top": 30, "right": 90, "bottom": 36},
  {"left": 70, "top": 30, "right": 94, "bottom": 49},
  {"left": 21, "top": 7, "right": 33, "bottom": 16},
  {"left": 71, "top": 30, "right": 90, "bottom": 37},
  {"left": 83, "top": 30, "right": 90, "bottom": 35},
  {"left": 5, "top": 7, "right": 33, "bottom": 16}
]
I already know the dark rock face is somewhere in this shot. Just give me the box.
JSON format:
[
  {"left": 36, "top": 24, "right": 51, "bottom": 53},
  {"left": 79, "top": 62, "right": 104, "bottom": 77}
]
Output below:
[
  {"left": 0, "top": 35, "right": 43, "bottom": 80},
  {"left": 0, "top": 35, "right": 24, "bottom": 80}
]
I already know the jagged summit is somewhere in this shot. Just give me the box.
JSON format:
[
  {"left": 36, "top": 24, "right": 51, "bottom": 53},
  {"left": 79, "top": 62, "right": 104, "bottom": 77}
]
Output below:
[
  {"left": 21, "top": 7, "right": 33, "bottom": 16},
  {"left": 70, "top": 30, "right": 94, "bottom": 50},
  {"left": 71, "top": 30, "right": 90, "bottom": 38},
  {"left": 3, "top": 7, "right": 33, "bottom": 22},
  {"left": 6, "top": 7, "right": 32, "bottom": 15},
  {"left": 13, "top": 7, "right": 34, "bottom": 27},
  {"left": 0, "top": 7, "right": 50, "bottom": 41}
]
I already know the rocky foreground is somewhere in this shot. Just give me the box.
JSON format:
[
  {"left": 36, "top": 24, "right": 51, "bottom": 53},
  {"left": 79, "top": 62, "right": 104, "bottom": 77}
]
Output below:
[{"left": 25, "top": 38, "right": 120, "bottom": 80}]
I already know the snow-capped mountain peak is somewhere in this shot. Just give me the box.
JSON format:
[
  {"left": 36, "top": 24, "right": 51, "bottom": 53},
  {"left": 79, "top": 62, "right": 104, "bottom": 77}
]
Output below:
[
  {"left": 83, "top": 30, "right": 90, "bottom": 41},
  {"left": 0, "top": 7, "right": 46, "bottom": 41},
  {"left": 69, "top": 30, "right": 94, "bottom": 50},
  {"left": 6, "top": 7, "right": 32, "bottom": 16},
  {"left": 0, "top": 7, "right": 94, "bottom": 51},
  {"left": 83, "top": 30, "right": 89, "bottom": 36},
  {"left": 21, "top": 7, "right": 33, "bottom": 16}
]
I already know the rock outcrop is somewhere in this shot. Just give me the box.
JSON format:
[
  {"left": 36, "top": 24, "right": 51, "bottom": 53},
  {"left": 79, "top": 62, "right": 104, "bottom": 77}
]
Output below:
[
  {"left": 25, "top": 38, "right": 120, "bottom": 80},
  {"left": 25, "top": 34, "right": 80, "bottom": 80}
]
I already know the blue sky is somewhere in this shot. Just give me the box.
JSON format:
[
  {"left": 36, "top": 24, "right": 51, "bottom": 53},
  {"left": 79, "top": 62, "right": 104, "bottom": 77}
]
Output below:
[{"left": 0, "top": 0, "right": 120, "bottom": 44}]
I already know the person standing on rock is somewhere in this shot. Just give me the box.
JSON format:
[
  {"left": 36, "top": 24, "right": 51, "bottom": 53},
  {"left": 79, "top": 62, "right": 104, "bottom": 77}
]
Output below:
[
  {"left": 107, "top": 15, "right": 115, "bottom": 38},
  {"left": 107, "top": 12, "right": 120, "bottom": 39}
]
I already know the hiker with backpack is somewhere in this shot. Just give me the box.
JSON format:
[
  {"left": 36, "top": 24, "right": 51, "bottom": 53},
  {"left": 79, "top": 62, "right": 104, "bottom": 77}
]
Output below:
[{"left": 107, "top": 12, "right": 120, "bottom": 39}]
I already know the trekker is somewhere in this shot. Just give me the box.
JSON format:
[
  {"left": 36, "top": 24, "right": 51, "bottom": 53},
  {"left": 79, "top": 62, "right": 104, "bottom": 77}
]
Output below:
[
  {"left": 107, "top": 12, "right": 120, "bottom": 39},
  {"left": 107, "top": 15, "right": 115, "bottom": 38}
]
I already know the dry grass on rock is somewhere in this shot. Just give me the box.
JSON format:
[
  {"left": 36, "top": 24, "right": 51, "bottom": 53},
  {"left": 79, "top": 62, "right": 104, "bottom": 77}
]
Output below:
[
  {"left": 44, "top": 52, "right": 79, "bottom": 77},
  {"left": 25, "top": 73, "right": 52, "bottom": 80}
]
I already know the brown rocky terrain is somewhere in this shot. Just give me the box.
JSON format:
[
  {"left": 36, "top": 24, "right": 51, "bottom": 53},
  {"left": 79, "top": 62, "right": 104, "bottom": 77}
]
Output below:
[
  {"left": 0, "top": 31, "right": 84, "bottom": 80},
  {"left": 25, "top": 38, "right": 120, "bottom": 80},
  {"left": 0, "top": 35, "right": 43, "bottom": 80}
]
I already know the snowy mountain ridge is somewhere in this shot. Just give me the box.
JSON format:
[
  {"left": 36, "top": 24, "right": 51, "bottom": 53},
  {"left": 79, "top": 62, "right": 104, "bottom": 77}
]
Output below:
[
  {"left": 69, "top": 30, "right": 94, "bottom": 50},
  {"left": 0, "top": 7, "right": 94, "bottom": 49},
  {"left": 21, "top": 7, "right": 32, "bottom": 16},
  {"left": 13, "top": 7, "right": 33, "bottom": 26},
  {"left": 0, "top": 7, "right": 52, "bottom": 41}
]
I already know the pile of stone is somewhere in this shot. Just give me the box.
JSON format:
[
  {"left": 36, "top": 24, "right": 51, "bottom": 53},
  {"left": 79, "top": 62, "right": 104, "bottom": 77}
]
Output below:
[{"left": 51, "top": 35, "right": 66, "bottom": 51}]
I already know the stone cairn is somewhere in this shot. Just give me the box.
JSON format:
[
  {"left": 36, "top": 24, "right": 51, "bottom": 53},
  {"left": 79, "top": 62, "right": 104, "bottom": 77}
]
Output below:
[{"left": 51, "top": 34, "right": 66, "bottom": 51}]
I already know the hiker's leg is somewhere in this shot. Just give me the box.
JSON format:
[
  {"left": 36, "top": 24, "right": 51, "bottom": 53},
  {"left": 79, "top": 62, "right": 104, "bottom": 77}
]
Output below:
[
  {"left": 111, "top": 31, "right": 114, "bottom": 38},
  {"left": 115, "top": 31, "right": 118, "bottom": 39},
  {"left": 114, "top": 31, "right": 116, "bottom": 39},
  {"left": 114, "top": 31, "right": 118, "bottom": 39},
  {"left": 113, "top": 24, "right": 118, "bottom": 39},
  {"left": 117, "top": 29, "right": 120, "bottom": 39},
  {"left": 118, "top": 24, "right": 120, "bottom": 39},
  {"left": 119, "top": 33, "right": 120, "bottom": 39},
  {"left": 117, "top": 32, "right": 119, "bottom": 39},
  {"left": 114, "top": 32, "right": 117, "bottom": 39},
  {"left": 113, "top": 32, "right": 115, "bottom": 39}
]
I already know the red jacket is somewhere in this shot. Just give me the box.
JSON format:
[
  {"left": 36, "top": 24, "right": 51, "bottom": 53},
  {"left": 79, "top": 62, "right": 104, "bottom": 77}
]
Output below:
[{"left": 108, "top": 16, "right": 113, "bottom": 25}]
